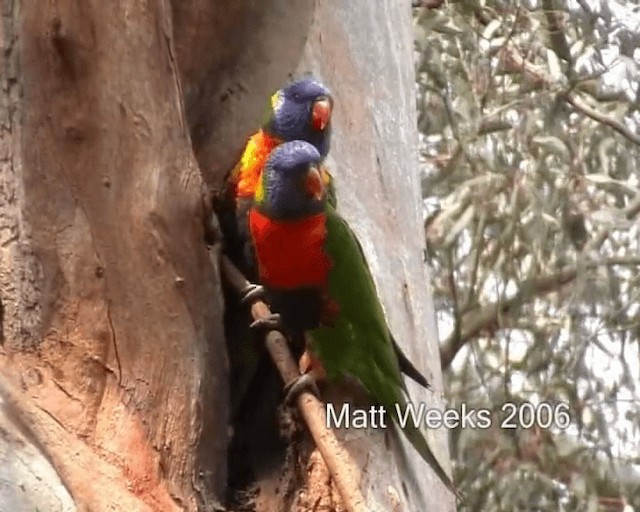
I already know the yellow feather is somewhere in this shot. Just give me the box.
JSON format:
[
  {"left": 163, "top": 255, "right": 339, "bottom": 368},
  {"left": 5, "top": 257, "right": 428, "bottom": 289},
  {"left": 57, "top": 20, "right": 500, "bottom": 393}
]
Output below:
[
  {"left": 255, "top": 175, "right": 265, "bottom": 203},
  {"left": 271, "top": 90, "right": 283, "bottom": 113}
]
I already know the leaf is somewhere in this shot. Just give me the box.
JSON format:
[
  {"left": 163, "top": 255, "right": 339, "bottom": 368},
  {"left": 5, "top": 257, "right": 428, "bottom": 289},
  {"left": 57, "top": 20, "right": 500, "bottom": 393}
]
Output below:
[
  {"left": 584, "top": 174, "right": 638, "bottom": 195},
  {"left": 584, "top": 173, "right": 616, "bottom": 184},
  {"left": 597, "top": 137, "right": 614, "bottom": 172},
  {"left": 489, "top": 37, "right": 508, "bottom": 53},
  {"left": 555, "top": 440, "right": 590, "bottom": 459},
  {"left": 546, "top": 48, "right": 564, "bottom": 82},
  {"left": 531, "top": 135, "right": 570, "bottom": 160},
  {"left": 482, "top": 19, "right": 502, "bottom": 42},
  {"left": 436, "top": 20, "right": 466, "bottom": 36},
  {"left": 443, "top": 204, "right": 475, "bottom": 246},
  {"left": 479, "top": 19, "right": 502, "bottom": 53},
  {"left": 421, "top": 10, "right": 465, "bottom": 35},
  {"left": 541, "top": 212, "right": 560, "bottom": 227},
  {"left": 570, "top": 39, "right": 585, "bottom": 59}
]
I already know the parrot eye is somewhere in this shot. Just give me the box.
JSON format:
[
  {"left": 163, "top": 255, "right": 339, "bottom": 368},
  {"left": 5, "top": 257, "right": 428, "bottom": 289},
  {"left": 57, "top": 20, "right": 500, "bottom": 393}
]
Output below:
[{"left": 293, "top": 92, "right": 301, "bottom": 100}]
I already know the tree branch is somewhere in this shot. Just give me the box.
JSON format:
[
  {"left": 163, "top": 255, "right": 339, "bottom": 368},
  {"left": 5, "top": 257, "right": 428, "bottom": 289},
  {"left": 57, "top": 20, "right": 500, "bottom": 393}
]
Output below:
[
  {"left": 562, "top": 92, "right": 640, "bottom": 145},
  {"left": 219, "top": 254, "right": 368, "bottom": 512},
  {"left": 440, "top": 194, "right": 640, "bottom": 369},
  {"left": 440, "top": 266, "right": 577, "bottom": 369},
  {"left": 590, "top": 257, "right": 640, "bottom": 267},
  {"left": 474, "top": 3, "right": 640, "bottom": 147},
  {"left": 543, "top": 0, "right": 572, "bottom": 62}
]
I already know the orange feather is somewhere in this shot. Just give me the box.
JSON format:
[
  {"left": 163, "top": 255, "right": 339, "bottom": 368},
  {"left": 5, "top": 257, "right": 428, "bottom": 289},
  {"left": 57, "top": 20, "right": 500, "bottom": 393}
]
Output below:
[{"left": 231, "top": 130, "right": 282, "bottom": 199}]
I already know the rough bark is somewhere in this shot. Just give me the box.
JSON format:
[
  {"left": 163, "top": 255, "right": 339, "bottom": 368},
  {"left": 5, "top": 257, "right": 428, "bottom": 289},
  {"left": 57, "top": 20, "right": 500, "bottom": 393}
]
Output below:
[
  {"left": 0, "top": 0, "right": 454, "bottom": 511},
  {"left": 0, "top": 1, "right": 226, "bottom": 510}
]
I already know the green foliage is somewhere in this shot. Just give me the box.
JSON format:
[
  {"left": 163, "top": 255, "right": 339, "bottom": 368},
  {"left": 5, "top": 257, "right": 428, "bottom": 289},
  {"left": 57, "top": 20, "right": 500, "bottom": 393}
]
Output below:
[{"left": 414, "top": 1, "right": 640, "bottom": 510}]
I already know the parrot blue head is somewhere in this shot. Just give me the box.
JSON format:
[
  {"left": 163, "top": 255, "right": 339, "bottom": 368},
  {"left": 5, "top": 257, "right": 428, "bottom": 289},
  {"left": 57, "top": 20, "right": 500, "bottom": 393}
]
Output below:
[
  {"left": 257, "top": 140, "right": 326, "bottom": 220},
  {"left": 263, "top": 77, "right": 333, "bottom": 158}
]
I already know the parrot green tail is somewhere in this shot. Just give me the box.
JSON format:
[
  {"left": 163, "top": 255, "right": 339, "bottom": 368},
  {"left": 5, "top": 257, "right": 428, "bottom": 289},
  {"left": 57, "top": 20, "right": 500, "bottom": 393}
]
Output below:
[
  {"left": 387, "top": 397, "right": 459, "bottom": 497},
  {"left": 306, "top": 205, "right": 457, "bottom": 497}
]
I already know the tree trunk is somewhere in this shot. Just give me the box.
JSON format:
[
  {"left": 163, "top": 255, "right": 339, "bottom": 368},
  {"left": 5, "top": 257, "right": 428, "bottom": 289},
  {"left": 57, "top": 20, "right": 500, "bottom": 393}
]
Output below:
[
  {"left": 0, "top": 1, "right": 227, "bottom": 510},
  {"left": 290, "top": 2, "right": 456, "bottom": 511},
  {"left": 0, "top": 1, "right": 454, "bottom": 511}
]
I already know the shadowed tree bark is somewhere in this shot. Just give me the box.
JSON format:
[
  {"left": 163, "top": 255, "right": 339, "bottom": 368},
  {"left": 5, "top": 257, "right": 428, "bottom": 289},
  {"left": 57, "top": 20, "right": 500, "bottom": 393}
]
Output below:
[{"left": 0, "top": 1, "right": 454, "bottom": 511}]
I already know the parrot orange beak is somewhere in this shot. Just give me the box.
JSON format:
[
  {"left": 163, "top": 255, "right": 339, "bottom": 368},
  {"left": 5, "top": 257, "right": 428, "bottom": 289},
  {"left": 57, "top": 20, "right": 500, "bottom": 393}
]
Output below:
[
  {"left": 304, "top": 166, "right": 325, "bottom": 201},
  {"left": 320, "top": 163, "right": 331, "bottom": 187},
  {"left": 311, "top": 96, "right": 332, "bottom": 131}
]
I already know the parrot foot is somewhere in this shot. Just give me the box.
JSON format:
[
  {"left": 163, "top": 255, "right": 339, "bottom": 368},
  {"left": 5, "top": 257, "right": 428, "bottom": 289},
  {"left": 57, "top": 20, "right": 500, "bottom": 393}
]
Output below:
[
  {"left": 250, "top": 313, "right": 282, "bottom": 331},
  {"left": 239, "top": 283, "right": 265, "bottom": 306},
  {"left": 283, "top": 373, "right": 320, "bottom": 406}
]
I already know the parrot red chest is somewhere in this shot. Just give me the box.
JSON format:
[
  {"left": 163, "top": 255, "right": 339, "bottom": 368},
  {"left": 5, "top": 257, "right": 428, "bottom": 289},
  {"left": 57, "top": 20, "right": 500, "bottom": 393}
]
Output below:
[{"left": 249, "top": 209, "right": 331, "bottom": 289}]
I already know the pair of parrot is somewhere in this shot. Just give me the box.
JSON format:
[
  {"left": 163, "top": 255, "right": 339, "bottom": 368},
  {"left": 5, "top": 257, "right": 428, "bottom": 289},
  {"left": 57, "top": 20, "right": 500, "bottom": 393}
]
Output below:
[
  {"left": 220, "top": 79, "right": 335, "bottom": 285},
  {"left": 221, "top": 77, "right": 457, "bottom": 496}
]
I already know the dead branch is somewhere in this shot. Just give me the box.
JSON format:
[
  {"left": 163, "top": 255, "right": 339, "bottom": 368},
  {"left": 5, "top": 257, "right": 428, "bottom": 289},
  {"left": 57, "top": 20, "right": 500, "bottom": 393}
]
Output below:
[{"left": 219, "top": 254, "right": 368, "bottom": 512}]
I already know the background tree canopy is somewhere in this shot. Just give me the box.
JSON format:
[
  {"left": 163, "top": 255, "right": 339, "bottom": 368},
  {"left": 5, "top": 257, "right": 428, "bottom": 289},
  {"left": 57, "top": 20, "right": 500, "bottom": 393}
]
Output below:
[{"left": 414, "top": 0, "right": 640, "bottom": 510}]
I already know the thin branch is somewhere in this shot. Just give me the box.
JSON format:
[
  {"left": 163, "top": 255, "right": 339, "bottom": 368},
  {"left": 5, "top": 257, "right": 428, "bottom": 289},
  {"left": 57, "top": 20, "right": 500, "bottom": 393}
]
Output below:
[
  {"left": 446, "top": 248, "right": 462, "bottom": 352},
  {"left": 543, "top": 1, "right": 572, "bottom": 62},
  {"left": 474, "top": 3, "right": 640, "bottom": 147},
  {"left": 440, "top": 195, "right": 640, "bottom": 369},
  {"left": 562, "top": 92, "right": 640, "bottom": 145},
  {"left": 478, "top": 118, "right": 514, "bottom": 135},
  {"left": 463, "top": 212, "right": 487, "bottom": 312},
  {"left": 588, "top": 257, "right": 640, "bottom": 268},
  {"left": 219, "top": 255, "right": 368, "bottom": 512},
  {"left": 440, "top": 266, "right": 578, "bottom": 369}
]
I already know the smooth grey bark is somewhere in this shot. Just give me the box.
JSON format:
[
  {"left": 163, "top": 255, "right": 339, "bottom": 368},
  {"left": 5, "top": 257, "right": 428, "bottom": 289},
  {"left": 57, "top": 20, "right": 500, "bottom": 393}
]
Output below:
[
  {"left": 0, "top": 393, "right": 76, "bottom": 512},
  {"left": 295, "top": 2, "right": 456, "bottom": 510}
]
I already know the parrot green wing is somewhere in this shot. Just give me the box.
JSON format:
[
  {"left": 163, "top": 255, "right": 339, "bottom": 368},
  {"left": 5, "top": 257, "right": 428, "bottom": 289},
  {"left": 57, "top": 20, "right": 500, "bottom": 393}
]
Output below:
[
  {"left": 308, "top": 205, "right": 456, "bottom": 495},
  {"left": 348, "top": 218, "right": 430, "bottom": 388},
  {"left": 309, "top": 206, "right": 405, "bottom": 399},
  {"left": 318, "top": 202, "right": 428, "bottom": 388},
  {"left": 325, "top": 172, "right": 337, "bottom": 209}
]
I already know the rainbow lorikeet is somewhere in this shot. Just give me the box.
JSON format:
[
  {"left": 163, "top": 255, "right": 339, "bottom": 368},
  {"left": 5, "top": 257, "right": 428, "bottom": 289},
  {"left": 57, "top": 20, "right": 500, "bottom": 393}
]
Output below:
[
  {"left": 219, "top": 77, "right": 335, "bottom": 290},
  {"left": 248, "top": 140, "right": 457, "bottom": 496},
  {"left": 219, "top": 79, "right": 335, "bottom": 424}
]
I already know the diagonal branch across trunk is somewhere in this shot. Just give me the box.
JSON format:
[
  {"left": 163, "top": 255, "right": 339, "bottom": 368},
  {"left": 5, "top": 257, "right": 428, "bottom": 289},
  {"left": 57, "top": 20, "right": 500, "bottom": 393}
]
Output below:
[{"left": 219, "top": 254, "right": 368, "bottom": 512}]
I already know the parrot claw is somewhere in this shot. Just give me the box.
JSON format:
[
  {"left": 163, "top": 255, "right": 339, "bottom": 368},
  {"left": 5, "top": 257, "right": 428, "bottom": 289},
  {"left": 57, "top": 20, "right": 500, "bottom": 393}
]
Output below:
[
  {"left": 283, "top": 373, "right": 320, "bottom": 405},
  {"left": 239, "top": 283, "right": 265, "bottom": 306},
  {"left": 249, "top": 313, "right": 282, "bottom": 331}
]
